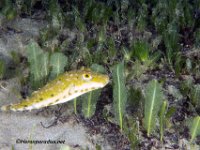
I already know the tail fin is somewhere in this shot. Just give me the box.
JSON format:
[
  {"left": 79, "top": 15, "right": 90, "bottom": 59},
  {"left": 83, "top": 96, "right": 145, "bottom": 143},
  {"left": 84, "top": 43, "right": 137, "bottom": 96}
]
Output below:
[{"left": 1, "top": 105, "right": 11, "bottom": 111}]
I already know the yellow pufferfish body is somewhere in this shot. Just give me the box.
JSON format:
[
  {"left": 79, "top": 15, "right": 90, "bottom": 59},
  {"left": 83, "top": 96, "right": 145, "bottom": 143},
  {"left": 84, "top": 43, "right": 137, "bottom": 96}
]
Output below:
[{"left": 1, "top": 68, "right": 109, "bottom": 111}]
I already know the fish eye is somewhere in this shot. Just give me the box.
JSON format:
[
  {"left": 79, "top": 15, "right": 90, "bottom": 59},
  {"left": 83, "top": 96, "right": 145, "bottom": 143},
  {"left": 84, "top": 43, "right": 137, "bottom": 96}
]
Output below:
[{"left": 82, "top": 73, "right": 92, "bottom": 81}]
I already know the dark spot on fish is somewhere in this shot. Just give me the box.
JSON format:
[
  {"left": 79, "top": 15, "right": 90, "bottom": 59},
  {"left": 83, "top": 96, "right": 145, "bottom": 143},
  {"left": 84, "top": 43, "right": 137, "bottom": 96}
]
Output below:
[
  {"left": 91, "top": 87, "right": 95, "bottom": 90},
  {"left": 55, "top": 99, "right": 60, "bottom": 102},
  {"left": 68, "top": 92, "right": 72, "bottom": 95},
  {"left": 50, "top": 94, "right": 54, "bottom": 97},
  {"left": 23, "top": 104, "right": 28, "bottom": 107},
  {"left": 40, "top": 98, "right": 43, "bottom": 100},
  {"left": 35, "top": 99, "right": 40, "bottom": 102},
  {"left": 63, "top": 95, "right": 66, "bottom": 99},
  {"left": 81, "top": 90, "right": 84, "bottom": 92},
  {"left": 85, "top": 89, "right": 88, "bottom": 92},
  {"left": 48, "top": 102, "right": 54, "bottom": 106},
  {"left": 75, "top": 90, "right": 78, "bottom": 93}
]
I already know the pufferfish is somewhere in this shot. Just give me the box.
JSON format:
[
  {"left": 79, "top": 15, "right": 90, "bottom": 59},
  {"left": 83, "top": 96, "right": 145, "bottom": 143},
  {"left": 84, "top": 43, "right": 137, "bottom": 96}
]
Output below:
[{"left": 1, "top": 68, "right": 109, "bottom": 111}]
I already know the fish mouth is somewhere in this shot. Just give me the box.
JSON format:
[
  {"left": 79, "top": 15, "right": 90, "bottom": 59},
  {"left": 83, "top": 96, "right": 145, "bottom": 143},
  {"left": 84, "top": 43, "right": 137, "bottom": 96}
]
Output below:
[
  {"left": 102, "top": 75, "right": 110, "bottom": 86},
  {"left": 105, "top": 76, "right": 110, "bottom": 84}
]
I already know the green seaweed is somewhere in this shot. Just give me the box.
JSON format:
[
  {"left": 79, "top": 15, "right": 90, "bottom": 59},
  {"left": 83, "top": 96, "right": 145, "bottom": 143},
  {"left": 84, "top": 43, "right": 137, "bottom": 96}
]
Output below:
[
  {"left": 163, "top": 25, "right": 180, "bottom": 68},
  {"left": 73, "top": 98, "right": 77, "bottom": 114},
  {"left": 39, "top": 52, "right": 50, "bottom": 83},
  {"left": 112, "top": 61, "right": 127, "bottom": 131},
  {"left": 27, "top": 41, "right": 47, "bottom": 89},
  {"left": 1, "top": 0, "right": 17, "bottom": 20},
  {"left": 85, "top": 1, "right": 113, "bottom": 25},
  {"left": 73, "top": 6, "right": 86, "bottom": 32},
  {"left": 123, "top": 117, "right": 139, "bottom": 150},
  {"left": 131, "top": 40, "right": 150, "bottom": 62},
  {"left": 81, "top": 89, "right": 101, "bottom": 118},
  {"left": 190, "top": 84, "right": 200, "bottom": 108},
  {"left": 144, "top": 79, "right": 164, "bottom": 136},
  {"left": 159, "top": 101, "right": 168, "bottom": 142},
  {"left": 27, "top": 41, "right": 68, "bottom": 89},
  {"left": 188, "top": 116, "right": 200, "bottom": 142},
  {"left": 49, "top": 0, "right": 64, "bottom": 30},
  {"left": 49, "top": 52, "right": 68, "bottom": 79},
  {"left": 136, "top": 3, "right": 148, "bottom": 31}
]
